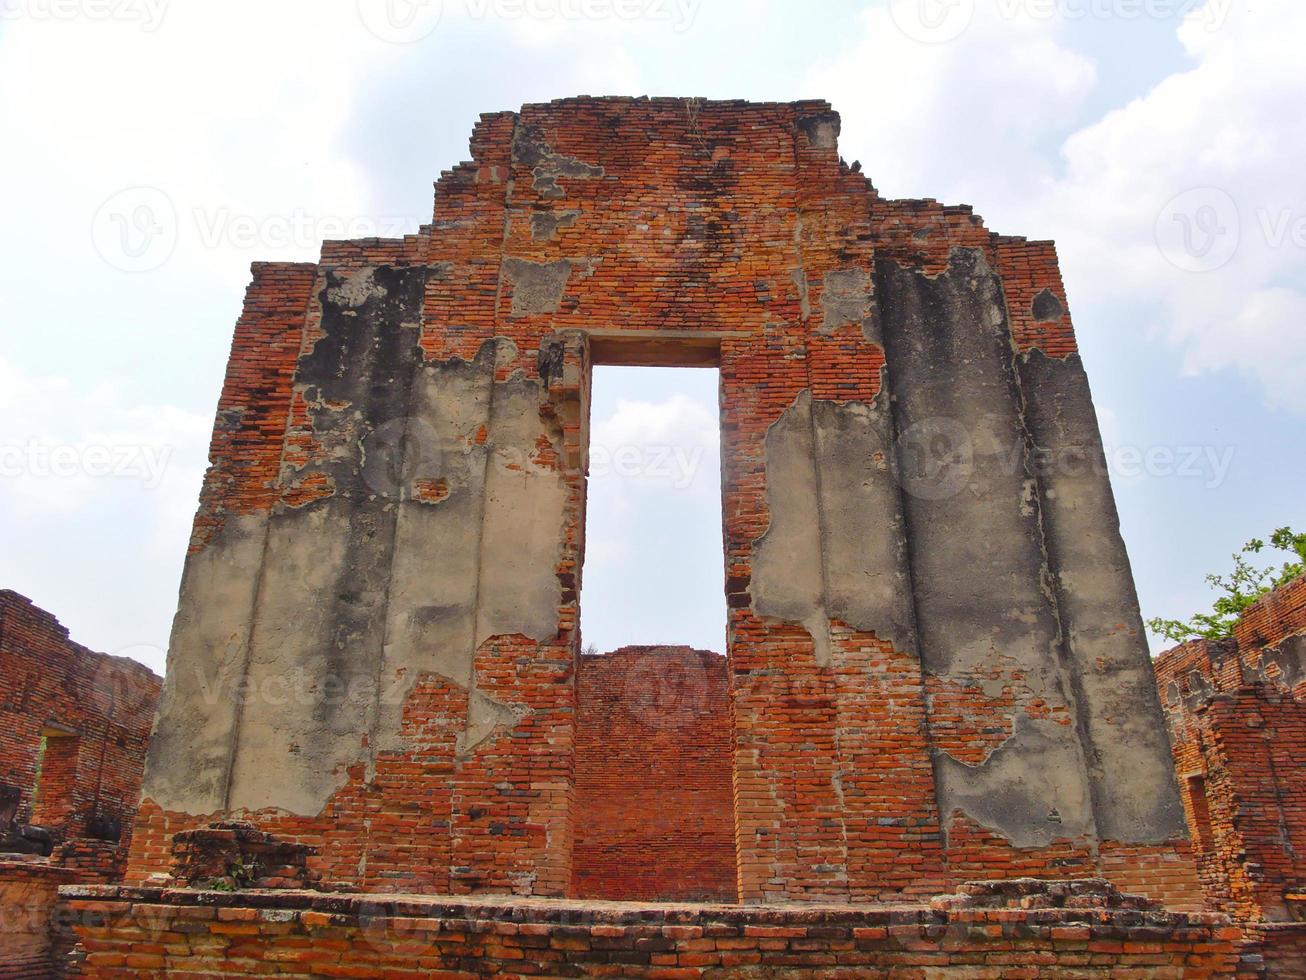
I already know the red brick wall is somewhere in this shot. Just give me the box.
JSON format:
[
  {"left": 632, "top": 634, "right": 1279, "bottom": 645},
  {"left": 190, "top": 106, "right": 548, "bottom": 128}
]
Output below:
[
  {"left": 1155, "top": 573, "right": 1306, "bottom": 930},
  {"left": 0, "top": 860, "right": 78, "bottom": 978},
  {"left": 0, "top": 590, "right": 161, "bottom": 866},
  {"left": 60, "top": 883, "right": 1241, "bottom": 979},
  {"left": 130, "top": 97, "right": 1193, "bottom": 906},
  {"left": 572, "top": 647, "right": 735, "bottom": 902}
]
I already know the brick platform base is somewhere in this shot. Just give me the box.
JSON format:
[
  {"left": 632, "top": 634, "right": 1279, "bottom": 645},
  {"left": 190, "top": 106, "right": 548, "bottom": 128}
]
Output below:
[
  {"left": 0, "top": 858, "right": 79, "bottom": 979},
  {"left": 57, "top": 881, "right": 1241, "bottom": 978}
]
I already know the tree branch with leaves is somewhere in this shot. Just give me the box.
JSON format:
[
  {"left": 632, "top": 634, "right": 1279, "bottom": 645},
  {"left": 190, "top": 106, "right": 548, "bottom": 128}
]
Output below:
[{"left": 1147, "top": 526, "right": 1306, "bottom": 644}]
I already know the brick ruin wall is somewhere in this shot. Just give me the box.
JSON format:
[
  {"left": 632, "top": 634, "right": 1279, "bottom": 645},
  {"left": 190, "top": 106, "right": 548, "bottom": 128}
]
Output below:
[
  {"left": 572, "top": 647, "right": 734, "bottom": 903},
  {"left": 0, "top": 591, "right": 162, "bottom": 975},
  {"left": 125, "top": 97, "right": 1200, "bottom": 909},
  {"left": 1156, "top": 573, "right": 1306, "bottom": 975},
  {"left": 0, "top": 590, "right": 161, "bottom": 863}
]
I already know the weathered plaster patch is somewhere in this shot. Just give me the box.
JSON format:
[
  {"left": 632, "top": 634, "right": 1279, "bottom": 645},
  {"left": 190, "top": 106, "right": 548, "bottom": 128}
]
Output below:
[
  {"left": 512, "top": 124, "right": 604, "bottom": 199},
  {"left": 819, "top": 269, "right": 873, "bottom": 335},
  {"left": 531, "top": 210, "right": 580, "bottom": 241},
  {"left": 797, "top": 109, "right": 841, "bottom": 150},
  {"left": 460, "top": 687, "right": 529, "bottom": 759},
  {"left": 752, "top": 388, "right": 918, "bottom": 667},
  {"left": 325, "top": 267, "right": 388, "bottom": 309},
  {"left": 935, "top": 714, "right": 1095, "bottom": 849},
  {"left": 140, "top": 513, "right": 269, "bottom": 816},
  {"left": 502, "top": 258, "right": 573, "bottom": 317}
]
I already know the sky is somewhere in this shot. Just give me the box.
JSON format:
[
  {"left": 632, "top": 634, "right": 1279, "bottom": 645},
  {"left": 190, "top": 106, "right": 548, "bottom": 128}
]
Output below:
[{"left": 0, "top": 0, "right": 1301, "bottom": 672}]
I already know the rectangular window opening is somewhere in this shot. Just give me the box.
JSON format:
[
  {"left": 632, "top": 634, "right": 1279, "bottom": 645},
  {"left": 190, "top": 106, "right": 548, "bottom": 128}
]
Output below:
[
  {"left": 32, "top": 727, "right": 80, "bottom": 829},
  {"left": 572, "top": 363, "right": 735, "bottom": 903}
]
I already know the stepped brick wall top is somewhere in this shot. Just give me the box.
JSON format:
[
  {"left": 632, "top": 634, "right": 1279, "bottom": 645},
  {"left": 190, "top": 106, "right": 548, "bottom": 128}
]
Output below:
[
  {"left": 0, "top": 590, "right": 160, "bottom": 848},
  {"left": 130, "top": 96, "right": 1196, "bottom": 908},
  {"left": 1155, "top": 574, "right": 1306, "bottom": 925},
  {"left": 572, "top": 646, "right": 734, "bottom": 902}
]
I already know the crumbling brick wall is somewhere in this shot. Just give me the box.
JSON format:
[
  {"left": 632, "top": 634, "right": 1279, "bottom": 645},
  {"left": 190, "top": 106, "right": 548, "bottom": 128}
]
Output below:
[
  {"left": 129, "top": 97, "right": 1198, "bottom": 908},
  {"left": 572, "top": 646, "right": 735, "bottom": 902},
  {"left": 60, "top": 879, "right": 1241, "bottom": 979},
  {"left": 1155, "top": 574, "right": 1306, "bottom": 974},
  {"left": 0, "top": 590, "right": 161, "bottom": 862},
  {"left": 1155, "top": 574, "right": 1306, "bottom": 923}
]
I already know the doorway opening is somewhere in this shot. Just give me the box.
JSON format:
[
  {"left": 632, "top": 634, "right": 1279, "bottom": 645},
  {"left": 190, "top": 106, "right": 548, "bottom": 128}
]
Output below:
[{"left": 572, "top": 362, "right": 735, "bottom": 902}]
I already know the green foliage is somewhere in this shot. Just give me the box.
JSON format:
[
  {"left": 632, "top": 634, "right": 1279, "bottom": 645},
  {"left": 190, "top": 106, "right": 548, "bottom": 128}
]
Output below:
[{"left": 1147, "top": 526, "right": 1305, "bottom": 644}]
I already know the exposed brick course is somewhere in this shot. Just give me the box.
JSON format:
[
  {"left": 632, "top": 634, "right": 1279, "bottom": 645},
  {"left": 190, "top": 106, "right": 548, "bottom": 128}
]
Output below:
[{"left": 58, "top": 881, "right": 1240, "bottom": 979}]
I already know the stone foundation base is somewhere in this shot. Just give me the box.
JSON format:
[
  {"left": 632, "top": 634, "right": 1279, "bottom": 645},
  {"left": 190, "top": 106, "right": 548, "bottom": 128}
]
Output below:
[{"left": 57, "top": 880, "right": 1241, "bottom": 978}]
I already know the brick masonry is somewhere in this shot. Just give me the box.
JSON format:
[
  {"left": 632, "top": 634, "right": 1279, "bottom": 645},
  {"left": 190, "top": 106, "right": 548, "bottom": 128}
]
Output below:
[
  {"left": 0, "top": 591, "right": 161, "bottom": 975},
  {"left": 1155, "top": 573, "right": 1306, "bottom": 976},
  {"left": 0, "top": 591, "right": 160, "bottom": 857},
  {"left": 58, "top": 879, "right": 1240, "bottom": 978},
  {"left": 126, "top": 96, "right": 1198, "bottom": 911},
  {"left": 572, "top": 647, "right": 735, "bottom": 903}
]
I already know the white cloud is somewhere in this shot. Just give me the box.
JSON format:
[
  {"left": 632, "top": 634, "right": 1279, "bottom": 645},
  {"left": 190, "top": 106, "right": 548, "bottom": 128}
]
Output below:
[
  {"left": 1043, "top": 1, "right": 1306, "bottom": 411},
  {"left": 810, "top": 0, "right": 1306, "bottom": 413},
  {"left": 0, "top": 355, "right": 208, "bottom": 527},
  {"left": 0, "top": 356, "right": 209, "bottom": 666},
  {"left": 808, "top": 1, "right": 1097, "bottom": 206}
]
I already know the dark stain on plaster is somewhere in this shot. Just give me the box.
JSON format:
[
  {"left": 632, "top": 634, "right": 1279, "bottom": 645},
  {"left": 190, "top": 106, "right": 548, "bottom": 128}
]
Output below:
[
  {"left": 1018, "top": 346, "right": 1189, "bottom": 843},
  {"left": 1031, "top": 288, "right": 1065, "bottom": 323},
  {"left": 877, "top": 247, "right": 1099, "bottom": 848}
]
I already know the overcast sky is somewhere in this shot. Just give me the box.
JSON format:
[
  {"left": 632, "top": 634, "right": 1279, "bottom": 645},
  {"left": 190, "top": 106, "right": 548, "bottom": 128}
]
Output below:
[{"left": 1, "top": 0, "right": 1301, "bottom": 672}]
